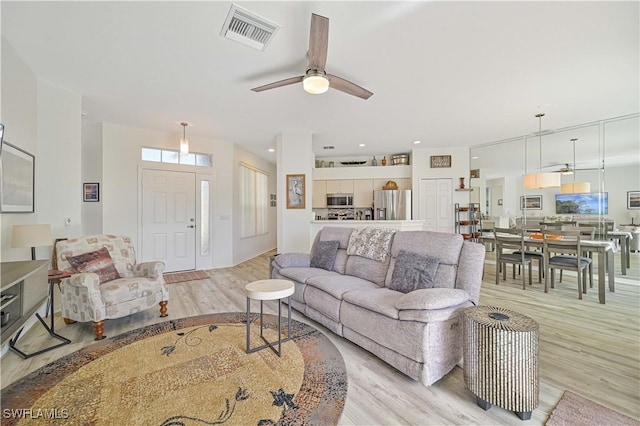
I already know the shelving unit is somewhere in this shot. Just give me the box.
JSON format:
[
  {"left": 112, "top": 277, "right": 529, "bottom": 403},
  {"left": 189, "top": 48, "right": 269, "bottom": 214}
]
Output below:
[{"left": 455, "top": 203, "right": 482, "bottom": 242}]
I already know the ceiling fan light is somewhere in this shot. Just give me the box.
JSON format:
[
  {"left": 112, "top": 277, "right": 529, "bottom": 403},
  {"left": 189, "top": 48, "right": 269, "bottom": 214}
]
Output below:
[
  {"left": 561, "top": 182, "right": 591, "bottom": 194},
  {"left": 303, "top": 74, "right": 329, "bottom": 94}
]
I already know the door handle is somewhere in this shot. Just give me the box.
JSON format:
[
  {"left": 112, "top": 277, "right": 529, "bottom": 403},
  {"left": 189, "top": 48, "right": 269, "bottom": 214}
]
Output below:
[{"left": 187, "top": 225, "right": 195, "bottom": 228}]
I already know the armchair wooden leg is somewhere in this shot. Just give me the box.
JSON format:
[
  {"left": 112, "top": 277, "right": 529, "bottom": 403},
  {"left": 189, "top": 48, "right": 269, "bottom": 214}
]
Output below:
[
  {"left": 159, "top": 301, "right": 168, "bottom": 317},
  {"left": 93, "top": 321, "right": 105, "bottom": 340},
  {"left": 63, "top": 318, "right": 77, "bottom": 325}
]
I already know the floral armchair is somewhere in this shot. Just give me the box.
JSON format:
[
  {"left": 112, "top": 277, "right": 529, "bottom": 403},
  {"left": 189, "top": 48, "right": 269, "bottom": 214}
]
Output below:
[{"left": 56, "top": 234, "right": 169, "bottom": 340}]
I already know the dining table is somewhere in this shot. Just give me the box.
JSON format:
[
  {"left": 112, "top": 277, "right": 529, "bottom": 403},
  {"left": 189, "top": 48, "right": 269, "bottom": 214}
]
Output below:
[
  {"left": 480, "top": 235, "right": 615, "bottom": 304},
  {"left": 607, "top": 230, "right": 632, "bottom": 275}
]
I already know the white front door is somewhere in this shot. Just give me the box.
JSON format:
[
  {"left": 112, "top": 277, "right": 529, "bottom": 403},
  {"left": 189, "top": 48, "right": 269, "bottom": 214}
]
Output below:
[
  {"left": 419, "top": 178, "right": 453, "bottom": 233},
  {"left": 141, "top": 169, "right": 196, "bottom": 272}
]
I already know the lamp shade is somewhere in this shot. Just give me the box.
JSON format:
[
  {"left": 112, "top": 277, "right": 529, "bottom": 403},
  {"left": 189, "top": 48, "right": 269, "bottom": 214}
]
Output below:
[
  {"left": 523, "top": 172, "right": 561, "bottom": 189},
  {"left": 11, "top": 224, "right": 53, "bottom": 248},
  {"left": 561, "top": 182, "right": 591, "bottom": 194},
  {"left": 179, "top": 137, "right": 189, "bottom": 156},
  {"left": 303, "top": 74, "right": 329, "bottom": 94}
]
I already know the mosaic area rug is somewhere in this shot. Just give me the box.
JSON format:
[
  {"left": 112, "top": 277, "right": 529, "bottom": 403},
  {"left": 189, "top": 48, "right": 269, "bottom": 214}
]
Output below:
[
  {"left": 0, "top": 313, "right": 347, "bottom": 425},
  {"left": 546, "top": 390, "right": 639, "bottom": 426},
  {"left": 163, "top": 270, "right": 210, "bottom": 284}
]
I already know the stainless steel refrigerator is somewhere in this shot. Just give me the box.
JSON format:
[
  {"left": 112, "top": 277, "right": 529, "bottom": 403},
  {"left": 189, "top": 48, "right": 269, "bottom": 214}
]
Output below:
[{"left": 373, "top": 190, "right": 412, "bottom": 220}]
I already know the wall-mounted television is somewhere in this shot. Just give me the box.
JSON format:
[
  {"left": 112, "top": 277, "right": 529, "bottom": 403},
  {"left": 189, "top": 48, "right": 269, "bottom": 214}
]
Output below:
[{"left": 555, "top": 193, "right": 608, "bottom": 215}]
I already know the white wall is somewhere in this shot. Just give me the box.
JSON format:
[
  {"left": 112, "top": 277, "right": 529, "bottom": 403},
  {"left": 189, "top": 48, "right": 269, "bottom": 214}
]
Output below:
[
  {"left": 81, "top": 121, "right": 103, "bottom": 235},
  {"left": 1, "top": 39, "right": 82, "bottom": 262},
  {"left": 277, "top": 131, "right": 314, "bottom": 252},
  {"left": 233, "top": 145, "right": 277, "bottom": 264}
]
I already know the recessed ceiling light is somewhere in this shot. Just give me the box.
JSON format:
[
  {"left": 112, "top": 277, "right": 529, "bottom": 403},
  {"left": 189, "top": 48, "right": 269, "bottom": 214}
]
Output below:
[
  {"left": 359, "top": 143, "right": 366, "bottom": 147},
  {"left": 413, "top": 140, "right": 421, "bottom": 144},
  {"left": 268, "top": 148, "right": 275, "bottom": 152},
  {"left": 471, "top": 156, "right": 479, "bottom": 159}
]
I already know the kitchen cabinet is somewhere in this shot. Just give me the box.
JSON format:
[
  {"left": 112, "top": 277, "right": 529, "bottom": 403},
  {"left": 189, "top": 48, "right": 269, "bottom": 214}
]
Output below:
[
  {"left": 312, "top": 180, "right": 327, "bottom": 208},
  {"left": 353, "top": 179, "right": 374, "bottom": 208},
  {"left": 326, "top": 179, "right": 354, "bottom": 194}
]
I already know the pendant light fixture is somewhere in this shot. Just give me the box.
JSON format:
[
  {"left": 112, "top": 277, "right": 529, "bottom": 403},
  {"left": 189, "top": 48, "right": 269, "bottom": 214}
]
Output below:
[
  {"left": 179, "top": 122, "right": 189, "bottom": 156},
  {"left": 561, "top": 138, "right": 591, "bottom": 194},
  {"left": 523, "top": 113, "right": 561, "bottom": 189}
]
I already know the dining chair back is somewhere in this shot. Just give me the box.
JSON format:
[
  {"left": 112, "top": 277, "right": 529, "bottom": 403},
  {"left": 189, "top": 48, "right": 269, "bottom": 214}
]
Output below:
[
  {"left": 542, "top": 229, "right": 593, "bottom": 300},
  {"left": 494, "top": 227, "right": 532, "bottom": 290}
]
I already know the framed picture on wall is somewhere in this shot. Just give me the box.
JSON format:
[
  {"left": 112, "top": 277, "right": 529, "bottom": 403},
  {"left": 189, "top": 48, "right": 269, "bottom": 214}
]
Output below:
[
  {"left": 628, "top": 191, "right": 640, "bottom": 209},
  {"left": 83, "top": 183, "right": 100, "bottom": 202},
  {"left": 520, "top": 195, "right": 542, "bottom": 210},
  {"left": 1, "top": 141, "right": 35, "bottom": 213},
  {"left": 286, "top": 174, "right": 305, "bottom": 209}
]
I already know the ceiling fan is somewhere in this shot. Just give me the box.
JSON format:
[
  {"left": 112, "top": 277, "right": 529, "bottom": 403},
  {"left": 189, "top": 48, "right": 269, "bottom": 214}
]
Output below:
[{"left": 251, "top": 14, "right": 373, "bottom": 100}]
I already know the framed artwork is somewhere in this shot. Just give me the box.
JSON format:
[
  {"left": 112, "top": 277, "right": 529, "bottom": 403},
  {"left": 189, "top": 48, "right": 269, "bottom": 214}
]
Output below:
[
  {"left": 628, "top": 191, "right": 640, "bottom": 209},
  {"left": 520, "top": 195, "right": 542, "bottom": 210},
  {"left": 497, "top": 199, "right": 503, "bottom": 206},
  {"left": 430, "top": 155, "right": 451, "bottom": 168},
  {"left": 1, "top": 141, "right": 35, "bottom": 213},
  {"left": 83, "top": 182, "right": 100, "bottom": 202},
  {"left": 286, "top": 174, "right": 305, "bottom": 209},
  {"left": 470, "top": 169, "right": 480, "bottom": 178}
]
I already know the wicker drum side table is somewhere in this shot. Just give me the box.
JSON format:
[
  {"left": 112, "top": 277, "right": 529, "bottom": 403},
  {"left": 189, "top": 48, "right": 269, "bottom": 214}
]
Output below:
[{"left": 463, "top": 306, "right": 539, "bottom": 421}]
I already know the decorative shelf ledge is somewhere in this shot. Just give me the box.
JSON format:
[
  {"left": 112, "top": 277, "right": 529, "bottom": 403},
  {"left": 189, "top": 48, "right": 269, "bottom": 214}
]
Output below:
[{"left": 455, "top": 188, "right": 474, "bottom": 192}]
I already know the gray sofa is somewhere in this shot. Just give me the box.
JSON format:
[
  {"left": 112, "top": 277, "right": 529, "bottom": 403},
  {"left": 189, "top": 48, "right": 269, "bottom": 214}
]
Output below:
[{"left": 270, "top": 226, "right": 485, "bottom": 386}]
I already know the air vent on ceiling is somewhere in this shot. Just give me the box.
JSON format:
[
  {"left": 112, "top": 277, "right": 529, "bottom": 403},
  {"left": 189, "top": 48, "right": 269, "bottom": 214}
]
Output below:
[
  {"left": 323, "top": 146, "right": 335, "bottom": 150},
  {"left": 221, "top": 4, "right": 279, "bottom": 51}
]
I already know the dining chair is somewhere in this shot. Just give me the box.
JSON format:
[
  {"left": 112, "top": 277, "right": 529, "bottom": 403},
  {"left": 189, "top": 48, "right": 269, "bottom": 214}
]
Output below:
[
  {"left": 556, "top": 225, "right": 595, "bottom": 284},
  {"left": 542, "top": 229, "right": 593, "bottom": 300},
  {"left": 494, "top": 227, "right": 532, "bottom": 290},
  {"left": 512, "top": 227, "right": 545, "bottom": 283}
]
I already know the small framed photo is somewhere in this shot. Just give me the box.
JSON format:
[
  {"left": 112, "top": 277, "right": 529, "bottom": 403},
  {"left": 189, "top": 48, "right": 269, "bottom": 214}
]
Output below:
[
  {"left": 520, "top": 195, "right": 542, "bottom": 210},
  {"left": 430, "top": 155, "right": 451, "bottom": 168},
  {"left": 83, "top": 183, "right": 100, "bottom": 202},
  {"left": 470, "top": 169, "right": 480, "bottom": 179},
  {"left": 628, "top": 191, "right": 640, "bottom": 209},
  {"left": 497, "top": 199, "right": 503, "bottom": 206},
  {"left": 286, "top": 174, "right": 305, "bottom": 209}
]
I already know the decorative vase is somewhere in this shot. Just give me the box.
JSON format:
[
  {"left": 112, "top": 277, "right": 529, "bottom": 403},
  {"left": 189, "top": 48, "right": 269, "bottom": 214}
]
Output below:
[
  {"left": 372, "top": 156, "right": 378, "bottom": 166},
  {"left": 381, "top": 156, "right": 387, "bottom": 166},
  {"left": 459, "top": 177, "right": 466, "bottom": 189}
]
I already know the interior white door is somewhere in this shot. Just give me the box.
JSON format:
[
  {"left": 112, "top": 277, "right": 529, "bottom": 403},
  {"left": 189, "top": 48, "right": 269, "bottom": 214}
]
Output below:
[
  {"left": 142, "top": 169, "right": 196, "bottom": 272},
  {"left": 419, "top": 178, "right": 453, "bottom": 233}
]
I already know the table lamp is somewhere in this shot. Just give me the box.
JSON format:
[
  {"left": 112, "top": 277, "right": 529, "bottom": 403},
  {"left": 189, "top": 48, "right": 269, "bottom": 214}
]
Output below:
[{"left": 11, "top": 224, "right": 53, "bottom": 260}]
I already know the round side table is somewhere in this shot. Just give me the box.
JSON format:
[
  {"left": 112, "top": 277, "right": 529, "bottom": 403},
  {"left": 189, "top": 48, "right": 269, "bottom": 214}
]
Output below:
[
  {"left": 245, "top": 279, "right": 295, "bottom": 357},
  {"left": 463, "top": 306, "right": 539, "bottom": 421}
]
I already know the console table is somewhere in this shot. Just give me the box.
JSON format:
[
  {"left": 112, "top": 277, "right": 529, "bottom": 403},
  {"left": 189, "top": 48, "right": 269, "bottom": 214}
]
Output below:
[{"left": 1, "top": 261, "right": 71, "bottom": 358}]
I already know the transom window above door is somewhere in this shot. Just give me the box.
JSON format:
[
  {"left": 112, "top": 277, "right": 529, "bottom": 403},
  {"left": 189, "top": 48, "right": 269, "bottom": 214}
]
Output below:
[{"left": 141, "top": 147, "right": 212, "bottom": 167}]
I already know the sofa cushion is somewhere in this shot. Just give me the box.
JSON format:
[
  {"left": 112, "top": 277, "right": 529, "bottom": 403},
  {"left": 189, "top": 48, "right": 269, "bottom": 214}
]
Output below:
[
  {"left": 100, "top": 276, "right": 160, "bottom": 306},
  {"left": 274, "top": 253, "right": 310, "bottom": 268},
  {"left": 278, "top": 267, "right": 338, "bottom": 284},
  {"left": 347, "top": 227, "right": 396, "bottom": 262},
  {"left": 390, "top": 250, "right": 439, "bottom": 293},
  {"left": 305, "top": 274, "right": 379, "bottom": 300},
  {"left": 395, "top": 288, "right": 471, "bottom": 311},
  {"left": 67, "top": 247, "right": 121, "bottom": 284},
  {"left": 342, "top": 288, "right": 401, "bottom": 319},
  {"left": 385, "top": 231, "right": 463, "bottom": 289},
  {"left": 345, "top": 254, "right": 390, "bottom": 287},
  {"left": 310, "top": 240, "right": 340, "bottom": 270}
]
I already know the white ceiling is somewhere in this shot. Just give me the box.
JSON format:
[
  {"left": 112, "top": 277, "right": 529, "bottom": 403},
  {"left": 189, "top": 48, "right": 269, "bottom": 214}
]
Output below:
[{"left": 2, "top": 1, "right": 638, "bottom": 163}]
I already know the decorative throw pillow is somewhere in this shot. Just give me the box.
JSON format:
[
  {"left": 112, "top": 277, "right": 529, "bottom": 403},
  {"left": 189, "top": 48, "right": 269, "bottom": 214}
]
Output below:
[
  {"left": 310, "top": 240, "right": 340, "bottom": 271},
  {"left": 390, "top": 250, "right": 440, "bottom": 293},
  {"left": 67, "top": 247, "right": 121, "bottom": 284}
]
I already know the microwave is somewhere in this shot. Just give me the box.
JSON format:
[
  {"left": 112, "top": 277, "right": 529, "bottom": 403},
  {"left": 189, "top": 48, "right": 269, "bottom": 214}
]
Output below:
[{"left": 326, "top": 193, "right": 354, "bottom": 208}]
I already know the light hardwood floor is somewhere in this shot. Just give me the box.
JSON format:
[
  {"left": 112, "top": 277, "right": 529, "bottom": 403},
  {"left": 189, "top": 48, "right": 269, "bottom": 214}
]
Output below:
[{"left": 2, "top": 249, "right": 639, "bottom": 425}]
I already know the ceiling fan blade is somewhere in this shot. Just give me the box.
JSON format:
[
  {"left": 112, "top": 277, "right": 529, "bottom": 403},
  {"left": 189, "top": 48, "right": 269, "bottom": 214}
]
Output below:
[
  {"left": 251, "top": 76, "right": 304, "bottom": 92},
  {"left": 308, "top": 14, "right": 329, "bottom": 71},
  {"left": 327, "top": 74, "right": 373, "bottom": 100}
]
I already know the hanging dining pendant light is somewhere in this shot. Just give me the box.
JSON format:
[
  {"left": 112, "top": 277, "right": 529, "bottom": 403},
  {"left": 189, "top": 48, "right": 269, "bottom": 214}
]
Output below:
[
  {"left": 524, "top": 113, "right": 561, "bottom": 189},
  {"left": 561, "top": 138, "right": 591, "bottom": 194},
  {"left": 179, "top": 122, "right": 189, "bottom": 156}
]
